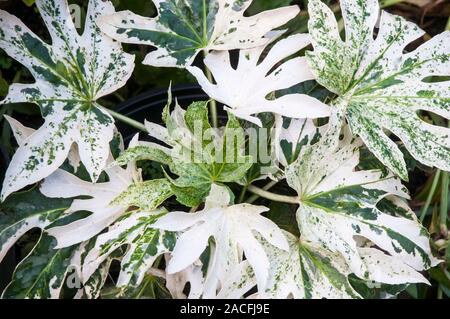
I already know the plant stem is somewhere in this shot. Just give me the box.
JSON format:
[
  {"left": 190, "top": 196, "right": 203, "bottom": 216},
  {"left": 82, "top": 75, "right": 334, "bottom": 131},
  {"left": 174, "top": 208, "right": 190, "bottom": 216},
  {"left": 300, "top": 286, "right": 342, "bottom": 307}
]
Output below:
[
  {"left": 203, "top": 51, "right": 218, "bottom": 128},
  {"left": 440, "top": 170, "right": 449, "bottom": 237},
  {"left": 437, "top": 286, "right": 443, "bottom": 299},
  {"left": 380, "top": 0, "right": 404, "bottom": 8},
  {"left": 247, "top": 184, "right": 298, "bottom": 204},
  {"left": 419, "top": 170, "right": 441, "bottom": 223},
  {"left": 99, "top": 105, "right": 147, "bottom": 132},
  {"left": 238, "top": 185, "right": 248, "bottom": 204},
  {"left": 247, "top": 180, "right": 279, "bottom": 204}
]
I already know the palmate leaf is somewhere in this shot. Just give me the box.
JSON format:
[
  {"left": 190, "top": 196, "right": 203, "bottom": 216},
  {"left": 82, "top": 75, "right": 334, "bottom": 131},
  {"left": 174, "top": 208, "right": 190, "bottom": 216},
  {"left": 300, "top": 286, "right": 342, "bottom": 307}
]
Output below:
[
  {"left": 285, "top": 111, "right": 439, "bottom": 286},
  {"left": 188, "top": 34, "right": 330, "bottom": 126},
  {"left": 2, "top": 234, "right": 79, "bottom": 299},
  {"left": 40, "top": 164, "right": 136, "bottom": 248},
  {"left": 4, "top": 115, "right": 82, "bottom": 174},
  {"left": 82, "top": 209, "right": 176, "bottom": 288},
  {"left": 0, "top": 0, "right": 135, "bottom": 200},
  {"left": 259, "top": 231, "right": 361, "bottom": 299},
  {"left": 306, "top": 0, "right": 450, "bottom": 180},
  {"left": 153, "top": 184, "right": 288, "bottom": 296},
  {"left": 97, "top": 0, "right": 300, "bottom": 68},
  {"left": 0, "top": 187, "right": 71, "bottom": 264},
  {"left": 141, "top": 100, "right": 253, "bottom": 207},
  {"left": 165, "top": 258, "right": 257, "bottom": 299}
]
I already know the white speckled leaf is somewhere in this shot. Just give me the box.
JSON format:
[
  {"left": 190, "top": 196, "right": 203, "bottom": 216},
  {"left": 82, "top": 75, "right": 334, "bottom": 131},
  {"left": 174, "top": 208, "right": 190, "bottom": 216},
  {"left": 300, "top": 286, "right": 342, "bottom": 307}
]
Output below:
[
  {"left": 188, "top": 34, "right": 330, "bottom": 126},
  {"left": 82, "top": 209, "right": 176, "bottom": 288},
  {"left": 0, "top": 0, "right": 135, "bottom": 200},
  {"left": 274, "top": 116, "right": 327, "bottom": 167},
  {"left": 4, "top": 115, "right": 86, "bottom": 176},
  {"left": 153, "top": 184, "right": 289, "bottom": 294},
  {"left": 98, "top": 0, "right": 300, "bottom": 68},
  {"left": 41, "top": 163, "right": 136, "bottom": 248},
  {"left": 111, "top": 179, "right": 174, "bottom": 211},
  {"left": 285, "top": 110, "right": 440, "bottom": 284},
  {"left": 306, "top": 0, "right": 450, "bottom": 180},
  {"left": 260, "top": 231, "right": 361, "bottom": 299}
]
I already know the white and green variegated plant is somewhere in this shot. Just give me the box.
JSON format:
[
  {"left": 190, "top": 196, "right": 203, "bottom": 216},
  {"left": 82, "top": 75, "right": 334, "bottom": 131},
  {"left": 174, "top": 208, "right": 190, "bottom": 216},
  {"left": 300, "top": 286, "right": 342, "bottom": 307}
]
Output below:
[{"left": 0, "top": 0, "right": 448, "bottom": 299}]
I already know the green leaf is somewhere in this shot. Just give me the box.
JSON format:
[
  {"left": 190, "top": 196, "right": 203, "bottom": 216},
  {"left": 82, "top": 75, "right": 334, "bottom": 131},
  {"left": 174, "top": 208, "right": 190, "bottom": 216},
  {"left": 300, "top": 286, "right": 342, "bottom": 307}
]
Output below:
[
  {"left": 2, "top": 234, "right": 78, "bottom": 299},
  {"left": 82, "top": 210, "right": 175, "bottom": 288},
  {"left": 0, "top": 0, "right": 135, "bottom": 200},
  {"left": 246, "top": 0, "right": 293, "bottom": 14},
  {"left": 0, "top": 187, "right": 72, "bottom": 263},
  {"left": 146, "top": 100, "right": 253, "bottom": 207},
  {"left": 111, "top": 179, "right": 174, "bottom": 211},
  {"left": 113, "top": 145, "right": 172, "bottom": 167},
  {"left": 306, "top": 0, "right": 450, "bottom": 180},
  {"left": 98, "top": 0, "right": 300, "bottom": 67},
  {"left": 22, "top": 0, "right": 36, "bottom": 7},
  {"left": 0, "top": 76, "right": 8, "bottom": 97},
  {"left": 101, "top": 275, "right": 171, "bottom": 299}
]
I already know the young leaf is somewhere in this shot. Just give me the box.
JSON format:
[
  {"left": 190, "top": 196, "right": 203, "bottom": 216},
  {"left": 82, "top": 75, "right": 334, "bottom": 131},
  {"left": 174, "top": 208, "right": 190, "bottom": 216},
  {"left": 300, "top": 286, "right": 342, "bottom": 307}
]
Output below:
[
  {"left": 285, "top": 111, "right": 440, "bottom": 284},
  {"left": 0, "top": 0, "right": 135, "bottom": 200},
  {"left": 153, "top": 184, "right": 289, "bottom": 293},
  {"left": 82, "top": 209, "right": 176, "bottom": 288},
  {"left": 145, "top": 101, "right": 253, "bottom": 207},
  {"left": 40, "top": 164, "right": 136, "bottom": 248},
  {"left": 0, "top": 187, "right": 71, "bottom": 264},
  {"left": 188, "top": 34, "right": 330, "bottom": 126},
  {"left": 306, "top": 0, "right": 450, "bottom": 180},
  {"left": 98, "top": 0, "right": 300, "bottom": 68}
]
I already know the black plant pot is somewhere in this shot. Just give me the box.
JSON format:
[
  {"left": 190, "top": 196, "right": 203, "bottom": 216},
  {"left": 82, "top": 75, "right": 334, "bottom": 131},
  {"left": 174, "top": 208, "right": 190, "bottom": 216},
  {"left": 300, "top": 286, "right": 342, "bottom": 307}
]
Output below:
[{"left": 115, "top": 84, "right": 210, "bottom": 143}]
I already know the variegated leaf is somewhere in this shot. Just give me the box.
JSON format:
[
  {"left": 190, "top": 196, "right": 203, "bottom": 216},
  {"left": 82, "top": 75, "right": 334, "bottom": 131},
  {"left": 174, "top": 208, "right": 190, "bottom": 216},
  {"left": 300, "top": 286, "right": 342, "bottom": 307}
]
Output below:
[
  {"left": 4, "top": 115, "right": 84, "bottom": 175},
  {"left": 260, "top": 231, "right": 429, "bottom": 299},
  {"left": 188, "top": 34, "right": 330, "bottom": 126},
  {"left": 2, "top": 234, "right": 78, "bottom": 299},
  {"left": 274, "top": 116, "right": 326, "bottom": 167},
  {"left": 165, "top": 258, "right": 205, "bottom": 299},
  {"left": 260, "top": 231, "right": 361, "bottom": 299},
  {"left": 111, "top": 179, "right": 174, "bottom": 211},
  {"left": 306, "top": 0, "right": 450, "bottom": 180},
  {"left": 0, "top": 0, "right": 135, "bottom": 200},
  {"left": 72, "top": 240, "right": 115, "bottom": 299},
  {"left": 82, "top": 209, "right": 175, "bottom": 288},
  {"left": 285, "top": 110, "right": 440, "bottom": 285},
  {"left": 144, "top": 100, "right": 253, "bottom": 207},
  {"left": 40, "top": 163, "right": 137, "bottom": 248},
  {"left": 98, "top": 0, "right": 300, "bottom": 68},
  {"left": 153, "top": 184, "right": 288, "bottom": 294},
  {"left": 0, "top": 187, "right": 71, "bottom": 264}
]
